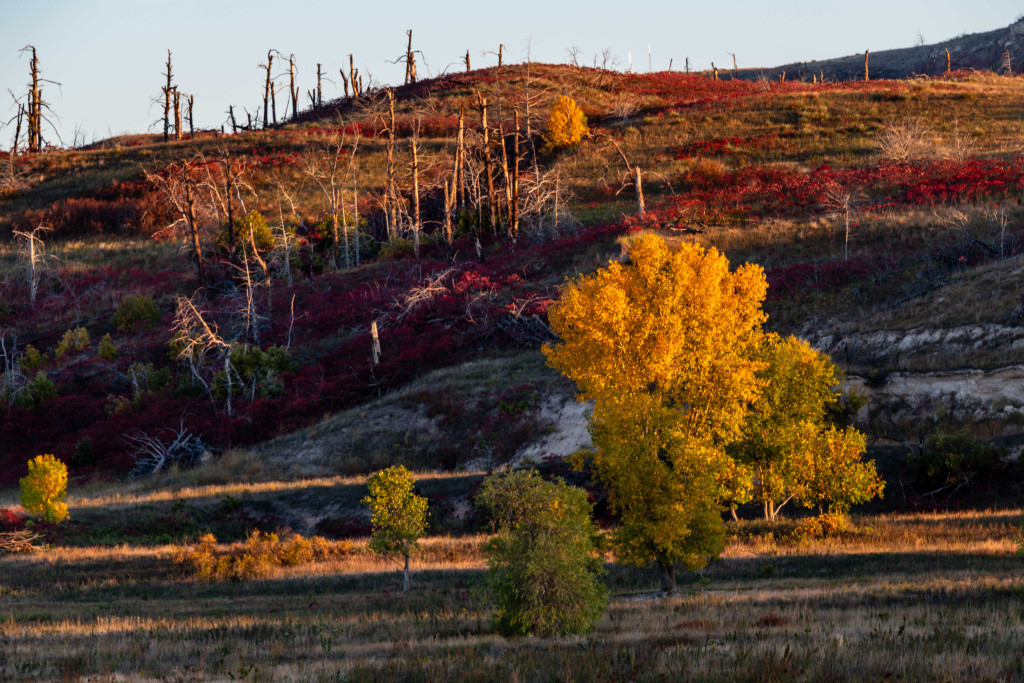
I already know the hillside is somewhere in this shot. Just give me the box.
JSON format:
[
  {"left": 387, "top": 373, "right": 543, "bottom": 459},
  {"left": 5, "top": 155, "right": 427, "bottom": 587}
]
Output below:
[
  {"left": 734, "top": 16, "right": 1024, "bottom": 81},
  {"left": 7, "top": 28, "right": 1024, "bottom": 678},
  {"left": 3, "top": 61, "right": 1024, "bottom": 484}
]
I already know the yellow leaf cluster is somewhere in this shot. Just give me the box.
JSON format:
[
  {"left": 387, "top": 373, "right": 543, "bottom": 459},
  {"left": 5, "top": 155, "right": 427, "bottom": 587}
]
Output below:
[
  {"left": 544, "top": 96, "right": 589, "bottom": 150},
  {"left": 19, "top": 454, "right": 69, "bottom": 524}
]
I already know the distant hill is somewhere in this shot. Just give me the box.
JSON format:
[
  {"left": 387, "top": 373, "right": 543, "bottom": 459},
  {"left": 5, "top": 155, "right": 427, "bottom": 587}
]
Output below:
[{"left": 730, "top": 17, "right": 1024, "bottom": 81}]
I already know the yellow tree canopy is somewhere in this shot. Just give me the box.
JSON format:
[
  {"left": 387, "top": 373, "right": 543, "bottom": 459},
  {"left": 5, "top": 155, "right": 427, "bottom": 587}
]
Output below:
[
  {"left": 543, "top": 234, "right": 767, "bottom": 588},
  {"left": 544, "top": 96, "right": 589, "bottom": 150},
  {"left": 545, "top": 234, "right": 767, "bottom": 446}
]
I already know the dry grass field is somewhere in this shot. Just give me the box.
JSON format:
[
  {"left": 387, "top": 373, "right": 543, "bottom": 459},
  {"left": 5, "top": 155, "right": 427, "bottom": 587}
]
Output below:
[{"left": 2, "top": 476, "right": 1023, "bottom": 681}]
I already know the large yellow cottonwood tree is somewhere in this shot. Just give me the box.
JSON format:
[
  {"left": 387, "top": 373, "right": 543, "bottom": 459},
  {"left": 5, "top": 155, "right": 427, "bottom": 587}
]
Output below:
[{"left": 544, "top": 234, "right": 767, "bottom": 592}]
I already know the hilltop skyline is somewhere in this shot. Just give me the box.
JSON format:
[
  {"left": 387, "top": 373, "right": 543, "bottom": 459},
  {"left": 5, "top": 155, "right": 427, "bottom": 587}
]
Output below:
[{"left": 1, "top": 0, "right": 1021, "bottom": 145}]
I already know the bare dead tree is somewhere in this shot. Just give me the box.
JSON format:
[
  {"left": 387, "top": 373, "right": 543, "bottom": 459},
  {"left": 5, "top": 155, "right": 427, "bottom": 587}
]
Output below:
[
  {"left": 260, "top": 50, "right": 276, "bottom": 127},
  {"left": 317, "top": 63, "right": 324, "bottom": 109},
  {"left": 288, "top": 54, "right": 299, "bottom": 121},
  {"left": 12, "top": 224, "right": 52, "bottom": 305},
  {"left": 485, "top": 44, "right": 505, "bottom": 67},
  {"left": 403, "top": 30, "right": 417, "bottom": 85},
  {"left": 144, "top": 160, "right": 209, "bottom": 283},
  {"left": 19, "top": 46, "right": 60, "bottom": 152},
  {"left": 305, "top": 128, "right": 361, "bottom": 268},
  {"left": 172, "top": 295, "right": 234, "bottom": 413},
  {"left": 187, "top": 94, "right": 195, "bottom": 137},
  {"left": 172, "top": 89, "right": 183, "bottom": 141},
  {"left": 464, "top": 50, "right": 471, "bottom": 72},
  {"left": 865, "top": 50, "right": 870, "bottom": 81},
  {"left": 596, "top": 132, "right": 645, "bottom": 214},
  {"left": 475, "top": 95, "right": 498, "bottom": 236},
  {"left": 124, "top": 421, "right": 210, "bottom": 477},
  {"left": 382, "top": 90, "right": 398, "bottom": 242},
  {"left": 162, "top": 50, "right": 174, "bottom": 143},
  {"left": 823, "top": 186, "right": 861, "bottom": 261},
  {"left": 410, "top": 118, "right": 422, "bottom": 258}
]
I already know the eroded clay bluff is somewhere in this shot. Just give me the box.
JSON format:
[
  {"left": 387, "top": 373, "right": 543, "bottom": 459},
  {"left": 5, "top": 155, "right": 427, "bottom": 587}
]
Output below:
[{"left": 806, "top": 323, "right": 1024, "bottom": 430}]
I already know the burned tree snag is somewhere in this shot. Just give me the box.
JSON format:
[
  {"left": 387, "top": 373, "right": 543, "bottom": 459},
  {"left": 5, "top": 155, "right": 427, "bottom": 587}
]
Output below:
[
  {"left": 464, "top": 50, "right": 471, "bottom": 72},
  {"left": 478, "top": 94, "right": 497, "bottom": 236},
  {"left": 316, "top": 63, "right": 323, "bottom": 109},
  {"left": 163, "top": 50, "right": 174, "bottom": 143},
  {"left": 510, "top": 110, "right": 520, "bottom": 242},
  {"left": 187, "top": 95, "right": 195, "bottom": 137},
  {"left": 946, "top": 49, "right": 951, "bottom": 74},
  {"left": 865, "top": 50, "right": 870, "bottom": 81},
  {"left": 184, "top": 172, "right": 207, "bottom": 283},
  {"left": 289, "top": 55, "right": 298, "bottom": 120},
  {"left": 386, "top": 91, "right": 398, "bottom": 241},
  {"left": 173, "top": 89, "right": 183, "bottom": 141},
  {"left": 600, "top": 133, "right": 646, "bottom": 214},
  {"left": 403, "top": 30, "right": 417, "bottom": 85},
  {"left": 262, "top": 51, "right": 274, "bottom": 127},
  {"left": 455, "top": 105, "right": 466, "bottom": 210},
  {"left": 411, "top": 128, "right": 422, "bottom": 258}
]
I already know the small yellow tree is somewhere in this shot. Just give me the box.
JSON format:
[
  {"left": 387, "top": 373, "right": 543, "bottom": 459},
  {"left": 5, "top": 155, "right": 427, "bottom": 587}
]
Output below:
[
  {"left": 544, "top": 96, "right": 589, "bottom": 150},
  {"left": 20, "top": 454, "right": 69, "bottom": 523}
]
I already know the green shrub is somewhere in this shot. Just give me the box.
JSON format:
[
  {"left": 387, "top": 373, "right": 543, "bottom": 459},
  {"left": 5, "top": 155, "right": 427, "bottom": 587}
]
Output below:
[
  {"left": 19, "top": 454, "right": 69, "bottom": 524},
  {"left": 73, "top": 437, "right": 96, "bottom": 467},
  {"left": 213, "top": 346, "right": 291, "bottom": 400},
  {"left": 112, "top": 295, "right": 160, "bottom": 331},
  {"left": 20, "top": 345, "right": 44, "bottom": 371},
  {"left": 54, "top": 327, "right": 90, "bottom": 358},
  {"left": 377, "top": 238, "right": 416, "bottom": 262},
  {"left": 217, "top": 209, "right": 275, "bottom": 255},
  {"left": 909, "top": 431, "right": 1004, "bottom": 487},
  {"left": 477, "top": 470, "right": 608, "bottom": 637},
  {"left": 15, "top": 371, "right": 57, "bottom": 410},
  {"left": 98, "top": 334, "right": 118, "bottom": 360}
]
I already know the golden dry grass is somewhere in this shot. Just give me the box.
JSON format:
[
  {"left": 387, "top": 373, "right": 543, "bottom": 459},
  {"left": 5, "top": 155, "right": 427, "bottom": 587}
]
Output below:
[{"left": 2, "top": 501, "right": 1023, "bottom": 681}]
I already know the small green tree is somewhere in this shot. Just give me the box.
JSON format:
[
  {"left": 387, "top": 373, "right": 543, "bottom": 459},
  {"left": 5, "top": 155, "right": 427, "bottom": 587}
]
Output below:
[
  {"left": 20, "top": 454, "right": 69, "bottom": 523},
  {"left": 733, "top": 333, "right": 882, "bottom": 520},
  {"left": 477, "top": 470, "right": 608, "bottom": 636},
  {"left": 361, "top": 465, "right": 428, "bottom": 592}
]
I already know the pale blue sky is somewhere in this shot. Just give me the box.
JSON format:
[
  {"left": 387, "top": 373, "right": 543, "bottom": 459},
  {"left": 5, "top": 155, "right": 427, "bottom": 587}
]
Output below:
[{"left": 1, "top": 1, "right": 1020, "bottom": 144}]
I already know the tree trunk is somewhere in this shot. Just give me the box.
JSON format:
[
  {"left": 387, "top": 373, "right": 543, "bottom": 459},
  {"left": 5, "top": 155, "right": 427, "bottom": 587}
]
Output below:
[
  {"left": 659, "top": 562, "right": 677, "bottom": 594},
  {"left": 411, "top": 134, "right": 421, "bottom": 258},
  {"left": 385, "top": 90, "right": 397, "bottom": 242},
  {"left": 263, "top": 52, "right": 273, "bottom": 127},
  {"left": 173, "top": 89, "right": 182, "bottom": 141},
  {"left": 633, "top": 166, "right": 645, "bottom": 214},
  {"left": 163, "top": 50, "right": 173, "bottom": 143},
  {"left": 184, "top": 176, "right": 206, "bottom": 284},
  {"left": 478, "top": 95, "right": 497, "bottom": 236},
  {"left": 509, "top": 110, "right": 520, "bottom": 243},
  {"left": 864, "top": 50, "right": 870, "bottom": 82},
  {"left": 455, "top": 106, "right": 465, "bottom": 210},
  {"left": 403, "top": 550, "right": 410, "bottom": 592},
  {"left": 187, "top": 95, "right": 195, "bottom": 137},
  {"left": 289, "top": 56, "right": 298, "bottom": 121},
  {"left": 316, "top": 63, "right": 323, "bottom": 109}
]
